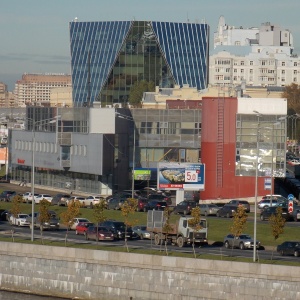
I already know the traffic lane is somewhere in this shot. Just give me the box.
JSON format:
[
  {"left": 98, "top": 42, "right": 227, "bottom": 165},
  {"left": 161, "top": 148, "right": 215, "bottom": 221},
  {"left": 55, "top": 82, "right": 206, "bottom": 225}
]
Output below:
[{"left": 2, "top": 222, "right": 300, "bottom": 263}]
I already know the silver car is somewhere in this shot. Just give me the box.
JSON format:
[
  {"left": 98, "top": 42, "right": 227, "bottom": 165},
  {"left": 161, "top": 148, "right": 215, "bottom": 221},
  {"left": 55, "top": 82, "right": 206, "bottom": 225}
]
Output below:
[
  {"left": 223, "top": 234, "right": 261, "bottom": 250},
  {"left": 199, "top": 204, "right": 220, "bottom": 216}
]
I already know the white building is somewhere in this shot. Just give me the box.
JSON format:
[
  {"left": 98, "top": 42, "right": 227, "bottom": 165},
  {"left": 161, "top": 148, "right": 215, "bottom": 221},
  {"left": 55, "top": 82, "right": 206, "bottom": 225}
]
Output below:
[
  {"left": 210, "top": 16, "right": 299, "bottom": 87},
  {"left": 14, "top": 73, "right": 72, "bottom": 107}
]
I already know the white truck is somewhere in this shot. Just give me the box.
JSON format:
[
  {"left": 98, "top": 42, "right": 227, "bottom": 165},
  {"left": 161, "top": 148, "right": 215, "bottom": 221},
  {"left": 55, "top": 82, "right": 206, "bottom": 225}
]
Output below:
[{"left": 147, "top": 210, "right": 208, "bottom": 247}]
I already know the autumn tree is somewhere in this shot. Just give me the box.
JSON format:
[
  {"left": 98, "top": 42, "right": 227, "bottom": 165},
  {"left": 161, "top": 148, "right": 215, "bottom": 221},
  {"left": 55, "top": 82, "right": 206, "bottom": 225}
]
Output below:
[
  {"left": 162, "top": 207, "right": 173, "bottom": 255},
  {"left": 120, "top": 198, "right": 138, "bottom": 252},
  {"left": 60, "top": 200, "right": 81, "bottom": 246},
  {"left": 230, "top": 206, "right": 248, "bottom": 251},
  {"left": 10, "top": 195, "right": 23, "bottom": 242},
  {"left": 93, "top": 199, "right": 107, "bottom": 244},
  {"left": 128, "top": 80, "right": 155, "bottom": 107},
  {"left": 188, "top": 206, "right": 202, "bottom": 258},
  {"left": 282, "top": 83, "right": 300, "bottom": 114},
  {"left": 269, "top": 206, "right": 286, "bottom": 260},
  {"left": 38, "top": 199, "right": 51, "bottom": 244}
]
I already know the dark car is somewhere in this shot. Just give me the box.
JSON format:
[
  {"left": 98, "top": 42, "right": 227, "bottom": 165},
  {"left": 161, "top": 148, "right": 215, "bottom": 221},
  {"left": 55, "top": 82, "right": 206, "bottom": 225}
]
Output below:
[
  {"left": 277, "top": 241, "right": 300, "bottom": 256},
  {"left": 52, "top": 194, "right": 71, "bottom": 206},
  {"left": 228, "top": 200, "right": 250, "bottom": 213},
  {"left": 0, "top": 190, "right": 16, "bottom": 202},
  {"left": 216, "top": 205, "right": 238, "bottom": 218},
  {"left": 173, "top": 200, "right": 198, "bottom": 215},
  {"left": 0, "top": 209, "right": 10, "bottom": 221},
  {"left": 147, "top": 193, "right": 172, "bottom": 205},
  {"left": 107, "top": 197, "right": 125, "bottom": 210},
  {"left": 260, "top": 206, "right": 292, "bottom": 221},
  {"left": 144, "top": 200, "right": 168, "bottom": 212},
  {"left": 100, "top": 220, "right": 135, "bottom": 240},
  {"left": 85, "top": 226, "right": 114, "bottom": 241}
]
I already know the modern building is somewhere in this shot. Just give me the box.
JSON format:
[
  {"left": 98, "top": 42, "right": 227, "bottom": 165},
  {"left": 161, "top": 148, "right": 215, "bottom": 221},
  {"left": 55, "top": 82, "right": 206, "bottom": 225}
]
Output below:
[
  {"left": 209, "top": 16, "right": 299, "bottom": 87},
  {"left": 14, "top": 74, "right": 72, "bottom": 107},
  {"left": 69, "top": 20, "right": 209, "bottom": 107}
]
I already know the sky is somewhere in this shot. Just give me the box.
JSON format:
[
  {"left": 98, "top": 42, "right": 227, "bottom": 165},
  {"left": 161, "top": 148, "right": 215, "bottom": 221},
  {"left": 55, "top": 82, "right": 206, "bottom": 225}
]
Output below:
[{"left": 1, "top": 0, "right": 300, "bottom": 91}]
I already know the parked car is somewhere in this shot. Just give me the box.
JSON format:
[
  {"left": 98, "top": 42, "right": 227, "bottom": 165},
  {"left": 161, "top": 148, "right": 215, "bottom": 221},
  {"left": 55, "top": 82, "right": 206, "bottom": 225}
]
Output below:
[
  {"left": 75, "top": 222, "right": 95, "bottom": 235},
  {"left": 147, "top": 193, "right": 172, "bottom": 205},
  {"left": 136, "top": 198, "right": 149, "bottom": 212},
  {"left": 0, "top": 190, "right": 16, "bottom": 202},
  {"left": 228, "top": 200, "right": 250, "bottom": 213},
  {"left": 107, "top": 197, "right": 125, "bottom": 210},
  {"left": 52, "top": 194, "right": 71, "bottom": 206},
  {"left": 258, "top": 195, "right": 286, "bottom": 209},
  {"left": 216, "top": 205, "right": 237, "bottom": 218},
  {"left": 199, "top": 204, "right": 220, "bottom": 216},
  {"left": 34, "top": 194, "right": 53, "bottom": 204},
  {"left": 260, "top": 206, "right": 292, "bottom": 221},
  {"left": 85, "top": 226, "right": 115, "bottom": 241},
  {"left": 22, "top": 192, "right": 32, "bottom": 203},
  {"left": 173, "top": 200, "right": 198, "bottom": 215},
  {"left": 26, "top": 210, "right": 60, "bottom": 231},
  {"left": 132, "top": 225, "right": 151, "bottom": 239},
  {"left": 27, "top": 193, "right": 40, "bottom": 203},
  {"left": 86, "top": 195, "right": 107, "bottom": 208},
  {"left": 9, "top": 214, "right": 30, "bottom": 227},
  {"left": 100, "top": 220, "right": 135, "bottom": 240},
  {"left": 144, "top": 200, "right": 168, "bottom": 212},
  {"left": 69, "top": 218, "right": 91, "bottom": 230},
  {"left": 223, "top": 233, "right": 260, "bottom": 250},
  {"left": 277, "top": 241, "right": 300, "bottom": 256},
  {"left": 291, "top": 206, "right": 300, "bottom": 221},
  {"left": 0, "top": 209, "right": 10, "bottom": 221}
]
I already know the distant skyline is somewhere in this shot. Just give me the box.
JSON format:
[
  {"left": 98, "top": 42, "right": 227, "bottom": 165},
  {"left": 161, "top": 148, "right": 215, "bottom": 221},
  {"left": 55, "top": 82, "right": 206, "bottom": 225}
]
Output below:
[{"left": 1, "top": 0, "right": 300, "bottom": 91}]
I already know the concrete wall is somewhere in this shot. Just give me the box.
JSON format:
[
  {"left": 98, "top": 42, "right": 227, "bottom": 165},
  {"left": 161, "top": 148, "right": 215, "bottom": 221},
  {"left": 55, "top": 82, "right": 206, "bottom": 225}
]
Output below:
[{"left": 0, "top": 242, "right": 300, "bottom": 299}]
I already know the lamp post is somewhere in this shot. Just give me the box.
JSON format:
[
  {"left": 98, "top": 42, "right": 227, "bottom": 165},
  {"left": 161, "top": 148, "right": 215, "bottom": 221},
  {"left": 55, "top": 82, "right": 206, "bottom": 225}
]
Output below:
[
  {"left": 116, "top": 113, "right": 135, "bottom": 198},
  {"left": 29, "top": 116, "right": 60, "bottom": 242},
  {"left": 253, "top": 110, "right": 261, "bottom": 262}
]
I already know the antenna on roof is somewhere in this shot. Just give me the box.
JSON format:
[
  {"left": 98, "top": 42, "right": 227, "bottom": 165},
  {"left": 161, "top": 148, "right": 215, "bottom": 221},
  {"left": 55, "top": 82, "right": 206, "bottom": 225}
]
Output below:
[{"left": 187, "top": 12, "right": 189, "bottom": 23}]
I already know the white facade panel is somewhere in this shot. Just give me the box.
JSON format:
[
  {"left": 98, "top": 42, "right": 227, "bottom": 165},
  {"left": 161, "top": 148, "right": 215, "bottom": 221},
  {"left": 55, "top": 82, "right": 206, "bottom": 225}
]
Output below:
[
  {"left": 89, "top": 108, "right": 116, "bottom": 134},
  {"left": 237, "top": 97, "right": 287, "bottom": 115}
]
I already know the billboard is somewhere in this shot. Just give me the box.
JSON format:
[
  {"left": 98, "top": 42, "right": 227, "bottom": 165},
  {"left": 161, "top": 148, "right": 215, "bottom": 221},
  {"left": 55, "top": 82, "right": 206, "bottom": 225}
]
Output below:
[
  {"left": 134, "top": 169, "right": 151, "bottom": 180},
  {"left": 157, "top": 162, "right": 205, "bottom": 190}
]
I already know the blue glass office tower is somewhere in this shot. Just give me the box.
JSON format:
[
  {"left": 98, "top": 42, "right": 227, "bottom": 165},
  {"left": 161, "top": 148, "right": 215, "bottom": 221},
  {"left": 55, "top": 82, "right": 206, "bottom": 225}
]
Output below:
[{"left": 69, "top": 20, "right": 209, "bottom": 106}]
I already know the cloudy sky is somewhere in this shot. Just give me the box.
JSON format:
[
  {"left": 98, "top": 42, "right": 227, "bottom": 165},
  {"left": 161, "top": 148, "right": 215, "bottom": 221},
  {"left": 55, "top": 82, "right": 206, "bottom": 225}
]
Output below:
[{"left": 1, "top": 0, "right": 299, "bottom": 91}]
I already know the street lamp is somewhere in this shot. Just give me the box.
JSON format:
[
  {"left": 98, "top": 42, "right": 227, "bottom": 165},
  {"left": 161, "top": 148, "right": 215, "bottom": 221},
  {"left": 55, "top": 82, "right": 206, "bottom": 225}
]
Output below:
[
  {"left": 253, "top": 110, "right": 261, "bottom": 262},
  {"left": 29, "top": 116, "right": 60, "bottom": 242},
  {"left": 116, "top": 113, "right": 135, "bottom": 199}
]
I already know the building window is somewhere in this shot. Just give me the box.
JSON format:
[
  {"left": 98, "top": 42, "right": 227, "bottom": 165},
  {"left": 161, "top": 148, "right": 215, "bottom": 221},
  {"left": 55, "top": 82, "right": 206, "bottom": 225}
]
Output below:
[
  {"left": 294, "top": 62, "right": 298, "bottom": 67},
  {"left": 234, "top": 69, "right": 237, "bottom": 73},
  {"left": 241, "top": 61, "right": 244, "bottom": 66},
  {"left": 282, "top": 62, "right": 285, "bottom": 66},
  {"left": 250, "top": 69, "right": 253, "bottom": 74},
  {"left": 241, "top": 69, "right": 244, "bottom": 73},
  {"left": 250, "top": 61, "right": 253, "bottom": 66},
  {"left": 282, "top": 70, "right": 285, "bottom": 74},
  {"left": 294, "top": 70, "right": 297, "bottom": 74}
]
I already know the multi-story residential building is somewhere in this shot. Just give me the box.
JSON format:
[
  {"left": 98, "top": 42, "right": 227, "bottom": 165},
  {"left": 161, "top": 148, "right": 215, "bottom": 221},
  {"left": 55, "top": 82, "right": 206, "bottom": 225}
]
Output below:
[
  {"left": 210, "top": 16, "right": 299, "bottom": 87},
  {"left": 0, "top": 82, "right": 15, "bottom": 107},
  {"left": 14, "top": 73, "right": 71, "bottom": 107},
  {"left": 69, "top": 20, "right": 209, "bottom": 107}
]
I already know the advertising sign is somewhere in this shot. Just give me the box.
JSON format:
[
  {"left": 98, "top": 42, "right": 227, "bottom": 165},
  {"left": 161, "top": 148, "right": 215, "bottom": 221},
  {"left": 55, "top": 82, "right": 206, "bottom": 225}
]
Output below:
[
  {"left": 157, "top": 162, "right": 205, "bottom": 190},
  {"left": 134, "top": 169, "right": 151, "bottom": 180}
]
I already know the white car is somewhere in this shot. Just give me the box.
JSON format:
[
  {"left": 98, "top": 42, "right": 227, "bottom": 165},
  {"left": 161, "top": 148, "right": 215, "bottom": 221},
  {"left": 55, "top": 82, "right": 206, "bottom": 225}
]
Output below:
[
  {"left": 24, "top": 193, "right": 39, "bottom": 203},
  {"left": 69, "top": 217, "right": 91, "bottom": 230},
  {"left": 86, "top": 195, "right": 106, "bottom": 207},
  {"left": 34, "top": 194, "right": 53, "bottom": 204},
  {"left": 9, "top": 214, "right": 30, "bottom": 226}
]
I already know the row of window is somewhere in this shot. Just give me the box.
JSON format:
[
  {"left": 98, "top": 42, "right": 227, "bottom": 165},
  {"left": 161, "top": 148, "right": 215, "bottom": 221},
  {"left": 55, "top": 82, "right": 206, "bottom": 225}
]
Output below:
[
  {"left": 14, "top": 141, "right": 87, "bottom": 156},
  {"left": 215, "top": 60, "right": 298, "bottom": 67}
]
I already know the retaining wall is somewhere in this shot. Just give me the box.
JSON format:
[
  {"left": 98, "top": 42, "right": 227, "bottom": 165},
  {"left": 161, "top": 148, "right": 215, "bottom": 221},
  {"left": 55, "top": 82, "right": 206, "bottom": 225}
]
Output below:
[{"left": 0, "top": 242, "right": 300, "bottom": 299}]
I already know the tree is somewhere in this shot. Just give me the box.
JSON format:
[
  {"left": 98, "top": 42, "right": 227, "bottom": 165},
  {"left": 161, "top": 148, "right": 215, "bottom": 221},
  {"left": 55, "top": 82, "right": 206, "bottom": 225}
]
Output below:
[
  {"left": 93, "top": 199, "right": 107, "bottom": 244},
  {"left": 282, "top": 83, "right": 300, "bottom": 114},
  {"left": 269, "top": 206, "right": 286, "bottom": 260},
  {"left": 128, "top": 80, "right": 155, "bottom": 107},
  {"left": 60, "top": 200, "right": 81, "bottom": 246},
  {"left": 188, "top": 206, "right": 202, "bottom": 258},
  {"left": 38, "top": 199, "right": 51, "bottom": 244},
  {"left": 10, "top": 195, "right": 23, "bottom": 242},
  {"left": 230, "top": 206, "right": 248, "bottom": 252},
  {"left": 162, "top": 207, "right": 173, "bottom": 256},
  {"left": 120, "top": 198, "right": 138, "bottom": 252}
]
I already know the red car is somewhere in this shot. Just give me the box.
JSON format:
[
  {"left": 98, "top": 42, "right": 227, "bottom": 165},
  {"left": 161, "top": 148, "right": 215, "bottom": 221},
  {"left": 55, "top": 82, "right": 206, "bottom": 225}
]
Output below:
[
  {"left": 85, "top": 226, "right": 115, "bottom": 241},
  {"left": 75, "top": 222, "right": 94, "bottom": 235}
]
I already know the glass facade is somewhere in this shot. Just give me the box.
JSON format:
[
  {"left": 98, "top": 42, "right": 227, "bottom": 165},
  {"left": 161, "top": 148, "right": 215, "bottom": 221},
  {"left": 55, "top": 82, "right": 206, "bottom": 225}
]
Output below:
[
  {"left": 69, "top": 21, "right": 209, "bottom": 106},
  {"left": 235, "top": 114, "right": 286, "bottom": 177}
]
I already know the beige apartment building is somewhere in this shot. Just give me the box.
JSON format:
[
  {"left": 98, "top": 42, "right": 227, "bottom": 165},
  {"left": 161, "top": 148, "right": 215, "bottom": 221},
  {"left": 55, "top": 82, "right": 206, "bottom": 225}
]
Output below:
[
  {"left": 0, "top": 82, "right": 15, "bottom": 107},
  {"left": 14, "top": 73, "right": 71, "bottom": 107}
]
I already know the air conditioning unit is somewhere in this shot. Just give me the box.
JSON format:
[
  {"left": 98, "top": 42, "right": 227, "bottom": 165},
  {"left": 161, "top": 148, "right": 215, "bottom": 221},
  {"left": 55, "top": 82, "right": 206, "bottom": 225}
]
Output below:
[{"left": 106, "top": 105, "right": 112, "bottom": 108}]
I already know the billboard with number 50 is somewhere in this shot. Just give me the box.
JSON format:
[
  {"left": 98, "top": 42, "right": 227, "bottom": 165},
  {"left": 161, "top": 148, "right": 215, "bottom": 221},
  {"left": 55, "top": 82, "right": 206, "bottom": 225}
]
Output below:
[{"left": 157, "top": 162, "right": 205, "bottom": 190}]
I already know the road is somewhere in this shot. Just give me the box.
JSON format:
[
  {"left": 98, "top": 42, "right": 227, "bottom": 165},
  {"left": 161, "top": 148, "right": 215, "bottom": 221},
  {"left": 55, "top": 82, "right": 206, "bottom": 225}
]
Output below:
[{"left": 1, "top": 220, "right": 299, "bottom": 264}]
